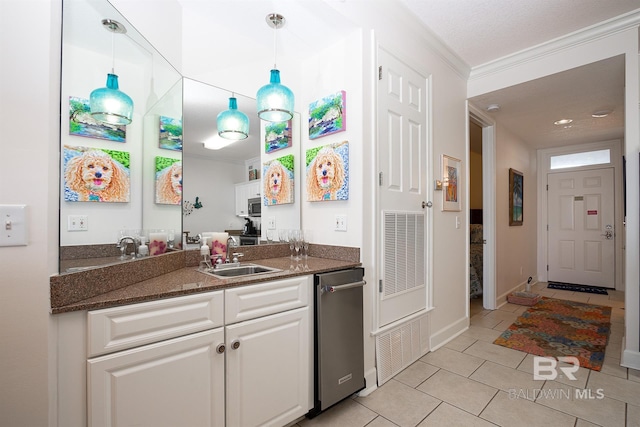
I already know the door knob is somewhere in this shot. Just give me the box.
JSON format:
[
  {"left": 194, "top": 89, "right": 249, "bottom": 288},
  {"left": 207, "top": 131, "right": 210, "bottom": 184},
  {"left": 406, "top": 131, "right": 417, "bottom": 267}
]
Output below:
[
  {"left": 216, "top": 343, "right": 226, "bottom": 354},
  {"left": 231, "top": 340, "right": 240, "bottom": 350},
  {"left": 422, "top": 201, "right": 433, "bottom": 209},
  {"left": 601, "top": 230, "right": 613, "bottom": 240}
]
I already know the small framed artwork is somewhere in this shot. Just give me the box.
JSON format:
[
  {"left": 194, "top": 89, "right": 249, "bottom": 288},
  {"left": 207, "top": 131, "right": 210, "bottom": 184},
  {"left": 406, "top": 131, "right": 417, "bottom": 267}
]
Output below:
[
  {"left": 159, "top": 116, "right": 183, "bottom": 151},
  {"left": 69, "top": 96, "right": 126, "bottom": 142},
  {"left": 263, "top": 154, "right": 294, "bottom": 205},
  {"left": 63, "top": 145, "right": 130, "bottom": 202},
  {"left": 155, "top": 157, "right": 182, "bottom": 205},
  {"left": 442, "top": 154, "right": 461, "bottom": 211},
  {"left": 265, "top": 120, "right": 292, "bottom": 153},
  {"left": 309, "top": 90, "right": 346, "bottom": 140},
  {"left": 306, "top": 141, "right": 349, "bottom": 201},
  {"left": 509, "top": 168, "right": 523, "bottom": 226}
]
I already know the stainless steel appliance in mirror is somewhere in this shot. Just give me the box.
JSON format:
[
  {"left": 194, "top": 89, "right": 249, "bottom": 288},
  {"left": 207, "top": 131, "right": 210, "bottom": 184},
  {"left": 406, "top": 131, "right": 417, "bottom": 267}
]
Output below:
[
  {"left": 182, "top": 78, "right": 300, "bottom": 248},
  {"left": 59, "top": 0, "right": 182, "bottom": 273}
]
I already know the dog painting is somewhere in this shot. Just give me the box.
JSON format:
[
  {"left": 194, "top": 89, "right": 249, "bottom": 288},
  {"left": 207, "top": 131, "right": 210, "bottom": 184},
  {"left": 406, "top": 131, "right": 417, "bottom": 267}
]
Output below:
[
  {"left": 155, "top": 157, "right": 182, "bottom": 205},
  {"left": 263, "top": 155, "right": 294, "bottom": 206},
  {"left": 306, "top": 142, "right": 349, "bottom": 201},
  {"left": 63, "top": 145, "right": 130, "bottom": 202}
]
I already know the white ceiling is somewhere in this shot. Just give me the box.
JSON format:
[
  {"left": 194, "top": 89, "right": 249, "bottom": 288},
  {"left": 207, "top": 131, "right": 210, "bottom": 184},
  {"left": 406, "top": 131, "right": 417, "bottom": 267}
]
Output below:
[{"left": 401, "top": 0, "right": 639, "bottom": 149}]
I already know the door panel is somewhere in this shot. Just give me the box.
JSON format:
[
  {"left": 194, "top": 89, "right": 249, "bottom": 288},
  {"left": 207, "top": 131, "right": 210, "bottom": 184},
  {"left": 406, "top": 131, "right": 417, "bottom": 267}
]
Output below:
[
  {"left": 378, "top": 47, "right": 429, "bottom": 327},
  {"left": 547, "top": 168, "right": 615, "bottom": 288}
]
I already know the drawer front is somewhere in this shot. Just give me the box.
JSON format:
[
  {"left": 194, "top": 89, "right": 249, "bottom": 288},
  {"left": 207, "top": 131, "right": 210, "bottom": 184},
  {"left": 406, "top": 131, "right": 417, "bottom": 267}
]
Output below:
[
  {"left": 88, "top": 291, "right": 224, "bottom": 357},
  {"left": 225, "top": 276, "right": 310, "bottom": 324}
]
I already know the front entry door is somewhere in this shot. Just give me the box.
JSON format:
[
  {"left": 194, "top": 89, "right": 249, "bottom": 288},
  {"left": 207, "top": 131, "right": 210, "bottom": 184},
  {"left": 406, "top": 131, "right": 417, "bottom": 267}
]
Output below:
[{"left": 547, "top": 168, "right": 615, "bottom": 288}]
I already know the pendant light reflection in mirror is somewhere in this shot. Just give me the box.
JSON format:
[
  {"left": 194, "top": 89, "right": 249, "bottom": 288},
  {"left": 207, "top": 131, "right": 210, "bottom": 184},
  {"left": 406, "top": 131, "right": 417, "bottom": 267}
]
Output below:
[
  {"left": 217, "top": 94, "right": 250, "bottom": 140},
  {"left": 256, "top": 13, "right": 294, "bottom": 123},
  {"left": 89, "top": 19, "right": 134, "bottom": 125}
]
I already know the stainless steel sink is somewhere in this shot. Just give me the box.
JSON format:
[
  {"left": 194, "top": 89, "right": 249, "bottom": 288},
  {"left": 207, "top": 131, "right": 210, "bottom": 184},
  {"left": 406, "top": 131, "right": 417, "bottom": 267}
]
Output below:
[{"left": 200, "top": 263, "right": 281, "bottom": 278}]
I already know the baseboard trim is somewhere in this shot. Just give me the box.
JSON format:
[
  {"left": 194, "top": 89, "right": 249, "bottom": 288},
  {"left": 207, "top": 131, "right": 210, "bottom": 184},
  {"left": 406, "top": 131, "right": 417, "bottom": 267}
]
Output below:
[
  {"left": 621, "top": 338, "right": 640, "bottom": 370},
  {"left": 358, "top": 367, "right": 378, "bottom": 397},
  {"left": 429, "top": 316, "right": 469, "bottom": 351}
]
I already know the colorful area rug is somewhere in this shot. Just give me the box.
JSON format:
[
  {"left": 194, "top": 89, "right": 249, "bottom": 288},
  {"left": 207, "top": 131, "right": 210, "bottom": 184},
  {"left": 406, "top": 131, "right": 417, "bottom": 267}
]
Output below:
[
  {"left": 494, "top": 297, "right": 611, "bottom": 371},
  {"left": 548, "top": 281, "right": 608, "bottom": 295}
]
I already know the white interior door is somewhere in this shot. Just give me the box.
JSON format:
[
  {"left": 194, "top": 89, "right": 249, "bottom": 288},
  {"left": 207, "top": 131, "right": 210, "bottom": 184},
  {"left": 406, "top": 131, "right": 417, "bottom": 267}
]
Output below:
[
  {"left": 377, "top": 47, "right": 429, "bottom": 327},
  {"left": 547, "top": 168, "right": 615, "bottom": 288}
]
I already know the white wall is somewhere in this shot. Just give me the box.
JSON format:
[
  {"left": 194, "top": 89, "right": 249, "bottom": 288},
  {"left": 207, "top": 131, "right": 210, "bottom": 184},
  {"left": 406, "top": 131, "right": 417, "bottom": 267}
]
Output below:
[
  {"left": 494, "top": 124, "right": 538, "bottom": 301},
  {"left": 182, "top": 155, "right": 245, "bottom": 236},
  {"left": 0, "top": 1, "right": 61, "bottom": 425}
]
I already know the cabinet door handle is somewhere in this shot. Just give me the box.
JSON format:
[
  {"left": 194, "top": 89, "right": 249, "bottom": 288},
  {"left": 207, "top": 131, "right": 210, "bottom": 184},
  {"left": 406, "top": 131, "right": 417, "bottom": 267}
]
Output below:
[
  {"left": 216, "top": 343, "right": 226, "bottom": 354},
  {"left": 231, "top": 340, "right": 240, "bottom": 350}
]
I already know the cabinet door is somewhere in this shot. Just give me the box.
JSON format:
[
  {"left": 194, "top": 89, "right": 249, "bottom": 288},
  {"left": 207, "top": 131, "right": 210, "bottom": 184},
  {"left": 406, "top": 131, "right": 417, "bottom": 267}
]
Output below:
[
  {"left": 248, "top": 180, "right": 261, "bottom": 199},
  {"left": 226, "top": 307, "right": 311, "bottom": 427},
  {"left": 88, "top": 328, "right": 225, "bottom": 427},
  {"left": 235, "top": 183, "right": 247, "bottom": 216}
]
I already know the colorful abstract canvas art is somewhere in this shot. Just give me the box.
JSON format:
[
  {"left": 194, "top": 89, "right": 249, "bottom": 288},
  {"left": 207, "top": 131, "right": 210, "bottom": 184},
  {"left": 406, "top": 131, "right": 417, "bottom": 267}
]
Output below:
[
  {"left": 155, "top": 156, "right": 182, "bottom": 205},
  {"left": 263, "top": 154, "right": 294, "bottom": 206},
  {"left": 63, "top": 145, "right": 130, "bottom": 203},
  {"left": 69, "top": 96, "right": 126, "bottom": 142},
  {"left": 308, "top": 90, "right": 346, "bottom": 140},
  {"left": 306, "top": 141, "right": 349, "bottom": 202},
  {"left": 159, "top": 116, "right": 183, "bottom": 151},
  {"left": 265, "top": 120, "right": 292, "bottom": 153}
]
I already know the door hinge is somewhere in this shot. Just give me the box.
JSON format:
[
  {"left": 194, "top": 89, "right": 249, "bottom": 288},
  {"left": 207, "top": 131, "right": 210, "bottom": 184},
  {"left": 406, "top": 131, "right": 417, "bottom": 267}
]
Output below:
[
  {"left": 547, "top": 265, "right": 549, "bottom": 271},
  {"left": 547, "top": 224, "right": 549, "bottom": 231},
  {"left": 546, "top": 184, "right": 549, "bottom": 191},
  {"left": 379, "top": 279, "right": 383, "bottom": 293},
  {"left": 379, "top": 172, "right": 383, "bottom": 186},
  {"left": 378, "top": 66, "right": 382, "bottom": 80}
]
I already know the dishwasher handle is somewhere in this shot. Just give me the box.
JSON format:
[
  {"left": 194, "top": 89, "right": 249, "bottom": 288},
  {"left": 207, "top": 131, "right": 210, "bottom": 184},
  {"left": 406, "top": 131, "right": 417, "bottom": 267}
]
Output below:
[{"left": 322, "top": 280, "right": 366, "bottom": 294}]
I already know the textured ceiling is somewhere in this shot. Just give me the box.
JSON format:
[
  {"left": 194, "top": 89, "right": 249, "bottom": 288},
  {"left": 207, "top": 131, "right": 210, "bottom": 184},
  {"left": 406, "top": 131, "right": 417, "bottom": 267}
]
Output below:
[
  {"left": 401, "top": 0, "right": 640, "bottom": 67},
  {"left": 401, "top": 0, "right": 638, "bottom": 149}
]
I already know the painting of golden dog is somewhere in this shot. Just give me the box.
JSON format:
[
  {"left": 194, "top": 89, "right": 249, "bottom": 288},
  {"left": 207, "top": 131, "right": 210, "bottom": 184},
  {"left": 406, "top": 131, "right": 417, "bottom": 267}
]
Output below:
[
  {"left": 63, "top": 145, "right": 130, "bottom": 203},
  {"left": 263, "top": 155, "right": 294, "bottom": 205},
  {"left": 306, "top": 142, "right": 349, "bottom": 201}
]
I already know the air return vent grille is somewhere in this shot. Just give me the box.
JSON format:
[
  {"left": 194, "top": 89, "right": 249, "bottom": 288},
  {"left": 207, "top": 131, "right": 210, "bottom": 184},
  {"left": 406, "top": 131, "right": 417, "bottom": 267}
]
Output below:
[{"left": 383, "top": 212, "right": 425, "bottom": 298}]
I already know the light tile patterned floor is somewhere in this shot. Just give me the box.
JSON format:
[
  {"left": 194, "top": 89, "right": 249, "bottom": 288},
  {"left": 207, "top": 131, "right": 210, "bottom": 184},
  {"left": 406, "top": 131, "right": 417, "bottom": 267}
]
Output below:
[{"left": 296, "top": 283, "right": 640, "bottom": 427}]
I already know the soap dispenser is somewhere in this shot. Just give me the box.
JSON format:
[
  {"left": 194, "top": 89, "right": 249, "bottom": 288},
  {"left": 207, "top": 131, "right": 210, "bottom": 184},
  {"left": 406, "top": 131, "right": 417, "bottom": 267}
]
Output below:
[{"left": 138, "top": 237, "right": 149, "bottom": 257}]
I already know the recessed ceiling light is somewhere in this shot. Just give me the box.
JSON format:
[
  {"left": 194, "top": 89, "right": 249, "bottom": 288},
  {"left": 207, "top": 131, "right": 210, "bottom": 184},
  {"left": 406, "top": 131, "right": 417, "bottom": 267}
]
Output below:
[
  {"left": 554, "top": 119, "right": 573, "bottom": 126},
  {"left": 486, "top": 104, "right": 500, "bottom": 112},
  {"left": 592, "top": 110, "right": 612, "bottom": 118}
]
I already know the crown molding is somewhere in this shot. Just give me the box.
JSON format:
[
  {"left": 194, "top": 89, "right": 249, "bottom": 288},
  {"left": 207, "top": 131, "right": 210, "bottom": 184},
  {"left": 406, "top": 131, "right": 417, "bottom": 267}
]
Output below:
[{"left": 469, "top": 9, "right": 640, "bottom": 81}]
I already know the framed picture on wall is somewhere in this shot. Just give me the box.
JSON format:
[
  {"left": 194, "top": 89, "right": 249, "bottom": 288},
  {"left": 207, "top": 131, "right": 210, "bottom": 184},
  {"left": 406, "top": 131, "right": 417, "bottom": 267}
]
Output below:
[
  {"left": 441, "top": 154, "right": 461, "bottom": 211},
  {"left": 509, "top": 168, "right": 523, "bottom": 226}
]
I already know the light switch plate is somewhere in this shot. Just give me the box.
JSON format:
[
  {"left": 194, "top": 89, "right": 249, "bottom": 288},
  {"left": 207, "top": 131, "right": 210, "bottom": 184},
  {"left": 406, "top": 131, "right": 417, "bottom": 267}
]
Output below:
[
  {"left": 335, "top": 215, "right": 347, "bottom": 231},
  {"left": 68, "top": 215, "right": 88, "bottom": 231},
  {"left": 0, "top": 204, "right": 27, "bottom": 247},
  {"left": 267, "top": 216, "right": 276, "bottom": 230}
]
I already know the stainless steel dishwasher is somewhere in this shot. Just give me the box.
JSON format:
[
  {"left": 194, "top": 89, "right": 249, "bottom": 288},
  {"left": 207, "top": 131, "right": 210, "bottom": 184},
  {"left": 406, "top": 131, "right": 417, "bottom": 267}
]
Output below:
[{"left": 308, "top": 267, "right": 366, "bottom": 417}]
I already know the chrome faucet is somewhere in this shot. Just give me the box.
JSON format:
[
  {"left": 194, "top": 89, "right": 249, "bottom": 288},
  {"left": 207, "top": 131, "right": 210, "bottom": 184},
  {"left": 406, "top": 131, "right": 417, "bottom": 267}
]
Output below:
[
  {"left": 226, "top": 236, "right": 238, "bottom": 263},
  {"left": 117, "top": 236, "right": 138, "bottom": 259}
]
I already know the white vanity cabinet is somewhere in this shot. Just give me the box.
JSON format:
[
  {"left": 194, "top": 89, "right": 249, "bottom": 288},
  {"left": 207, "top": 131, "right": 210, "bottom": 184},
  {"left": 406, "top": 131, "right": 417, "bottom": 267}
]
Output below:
[
  {"left": 87, "top": 291, "right": 226, "bottom": 427},
  {"left": 235, "top": 181, "right": 261, "bottom": 216},
  {"left": 224, "top": 276, "right": 312, "bottom": 427},
  {"left": 82, "top": 275, "right": 312, "bottom": 427}
]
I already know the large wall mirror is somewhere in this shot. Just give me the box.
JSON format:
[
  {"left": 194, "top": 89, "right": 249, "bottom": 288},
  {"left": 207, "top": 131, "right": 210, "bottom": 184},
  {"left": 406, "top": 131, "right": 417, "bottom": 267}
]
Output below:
[
  {"left": 59, "top": 0, "right": 182, "bottom": 272},
  {"left": 182, "top": 78, "right": 301, "bottom": 246},
  {"left": 59, "top": 0, "right": 301, "bottom": 274}
]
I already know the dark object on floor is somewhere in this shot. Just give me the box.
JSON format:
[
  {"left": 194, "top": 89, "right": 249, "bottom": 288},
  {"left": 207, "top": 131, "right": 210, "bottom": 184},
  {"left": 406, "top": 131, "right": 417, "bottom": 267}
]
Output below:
[{"left": 548, "top": 282, "right": 608, "bottom": 295}]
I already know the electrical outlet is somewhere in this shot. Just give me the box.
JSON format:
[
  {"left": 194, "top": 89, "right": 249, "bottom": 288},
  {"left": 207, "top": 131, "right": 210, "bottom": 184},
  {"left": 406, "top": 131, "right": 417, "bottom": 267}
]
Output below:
[
  {"left": 267, "top": 216, "right": 276, "bottom": 230},
  {"left": 335, "top": 215, "right": 347, "bottom": 231},
  {"left": 68, "top": 215, "right": 88, "bottom": 231}
]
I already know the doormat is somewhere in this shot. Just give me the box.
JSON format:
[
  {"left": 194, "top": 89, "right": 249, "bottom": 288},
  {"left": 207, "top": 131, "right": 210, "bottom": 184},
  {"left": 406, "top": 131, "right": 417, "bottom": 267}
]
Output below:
[
  {"left": 548, "top": 282, "right": 608, "bottom": 295},
  {"left": 494, "top": 297, "right": 611, "bottom": 371}
]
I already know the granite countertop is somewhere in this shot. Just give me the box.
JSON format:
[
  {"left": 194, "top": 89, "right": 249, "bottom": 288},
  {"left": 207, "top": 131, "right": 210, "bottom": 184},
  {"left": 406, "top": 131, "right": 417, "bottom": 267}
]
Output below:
[{"left": 51, "top": 244, "right": 360, "bottom": 314}]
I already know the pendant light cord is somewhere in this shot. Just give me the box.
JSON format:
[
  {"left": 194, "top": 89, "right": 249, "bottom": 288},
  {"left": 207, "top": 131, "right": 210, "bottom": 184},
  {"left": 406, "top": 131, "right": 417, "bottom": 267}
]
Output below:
[
  {"left": 272, "top": 19, "right": 278, "bottom": 69},
  {"left": 110, "top": 29, "right": 115, "bottom": 74}
]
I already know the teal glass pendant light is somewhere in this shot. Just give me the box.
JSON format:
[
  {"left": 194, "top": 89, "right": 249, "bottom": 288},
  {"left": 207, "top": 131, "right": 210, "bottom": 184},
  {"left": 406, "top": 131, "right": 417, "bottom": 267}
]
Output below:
[
  {"left": 257, "top": 13, "right": 294, "bottom": 122},
  {"left": 217, "top": 96, "right": 250, "bottom": 140},
  {"left": 90, "top": 19, "right": 134, "bottom": 125}
]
